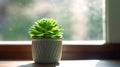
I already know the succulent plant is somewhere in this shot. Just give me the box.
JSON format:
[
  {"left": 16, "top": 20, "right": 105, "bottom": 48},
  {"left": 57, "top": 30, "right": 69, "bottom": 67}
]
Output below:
[{"left": 29, "top": 18, "right": 63, "bottom": 39}]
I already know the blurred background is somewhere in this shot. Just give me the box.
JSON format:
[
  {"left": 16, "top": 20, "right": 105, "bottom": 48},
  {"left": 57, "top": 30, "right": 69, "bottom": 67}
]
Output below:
[{"left": 0, "top": 0, "right": 105, "bottom": 41}]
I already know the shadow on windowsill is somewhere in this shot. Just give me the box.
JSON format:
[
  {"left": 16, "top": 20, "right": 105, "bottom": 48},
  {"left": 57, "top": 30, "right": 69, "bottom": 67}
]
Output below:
[{"left": 18, "top": 63, "right": 59, "bottom": 67}]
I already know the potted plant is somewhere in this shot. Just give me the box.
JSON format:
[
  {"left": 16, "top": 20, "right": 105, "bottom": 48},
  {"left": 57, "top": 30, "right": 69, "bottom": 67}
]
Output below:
[{"left": 29, "top": 18, "right": 63, "bottom": 63}]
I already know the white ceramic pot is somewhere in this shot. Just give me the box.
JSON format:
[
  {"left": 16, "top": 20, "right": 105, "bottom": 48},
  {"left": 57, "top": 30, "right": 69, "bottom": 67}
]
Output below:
[{"left": 32, "top": 39, "right": 62, "bottom": 63}]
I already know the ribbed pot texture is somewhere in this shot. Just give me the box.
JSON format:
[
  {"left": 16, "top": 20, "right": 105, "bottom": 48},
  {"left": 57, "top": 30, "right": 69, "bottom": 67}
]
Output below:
[{"left": 32, "top": 39, "right": 62, "bottom": 63}]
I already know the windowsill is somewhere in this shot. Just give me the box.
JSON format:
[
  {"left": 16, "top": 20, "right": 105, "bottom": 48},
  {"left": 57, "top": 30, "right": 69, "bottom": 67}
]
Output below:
[
  {"left": 0, "top": 60, "right": 120, "bottom": 67},
  {"left": 0, "top": 40, "right": 105, "bottom": 45}
]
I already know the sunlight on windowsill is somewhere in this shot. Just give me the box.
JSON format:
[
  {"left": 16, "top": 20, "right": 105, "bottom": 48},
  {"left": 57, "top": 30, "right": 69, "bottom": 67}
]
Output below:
[
  {"left": 0, "top": 40, "right": 105, "bottom": 45},
  {"left": 59, "top": 60, "right": 100, "bottom": 67}
]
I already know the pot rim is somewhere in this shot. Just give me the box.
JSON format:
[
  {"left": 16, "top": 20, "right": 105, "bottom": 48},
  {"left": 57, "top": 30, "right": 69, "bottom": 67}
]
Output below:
[{"left": 32, "top": 38, "right": 63, "bottom": 41}]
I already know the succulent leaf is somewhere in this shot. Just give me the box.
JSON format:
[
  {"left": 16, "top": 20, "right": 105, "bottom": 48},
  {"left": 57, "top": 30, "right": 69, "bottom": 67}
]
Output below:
[{"left": 29, "top": 18, "right": 63, "bottom": 39}]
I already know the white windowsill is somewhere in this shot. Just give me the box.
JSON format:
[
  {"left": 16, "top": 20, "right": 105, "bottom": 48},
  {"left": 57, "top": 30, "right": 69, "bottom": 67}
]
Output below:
[{"left": 0, "top": 40, "right": 105, "bottom": 45}]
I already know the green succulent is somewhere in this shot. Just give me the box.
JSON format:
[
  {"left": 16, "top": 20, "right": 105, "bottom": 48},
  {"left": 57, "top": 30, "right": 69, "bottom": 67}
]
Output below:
[{"left": 29, "top": 18, "right": 63, "bottom": 39}]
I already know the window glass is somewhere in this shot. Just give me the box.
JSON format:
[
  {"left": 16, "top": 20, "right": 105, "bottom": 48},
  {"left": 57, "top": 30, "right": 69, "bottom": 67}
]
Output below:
[{"left": 0, "top": 0, "right": 105, "bottom": 41}]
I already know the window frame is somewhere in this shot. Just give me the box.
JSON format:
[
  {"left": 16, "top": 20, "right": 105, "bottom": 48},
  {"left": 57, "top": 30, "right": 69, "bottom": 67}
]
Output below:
[
  {"left": 0, "top": 0, "right": 120, "bottom": 60},
  {"left": 0, "top": 43, "right": 120, "bottom": 60}
]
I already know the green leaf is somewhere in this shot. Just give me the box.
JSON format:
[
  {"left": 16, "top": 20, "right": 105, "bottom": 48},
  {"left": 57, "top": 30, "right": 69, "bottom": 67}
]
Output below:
[{"left": 28, "top": 18, "right": 63, "bottom": 39}]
